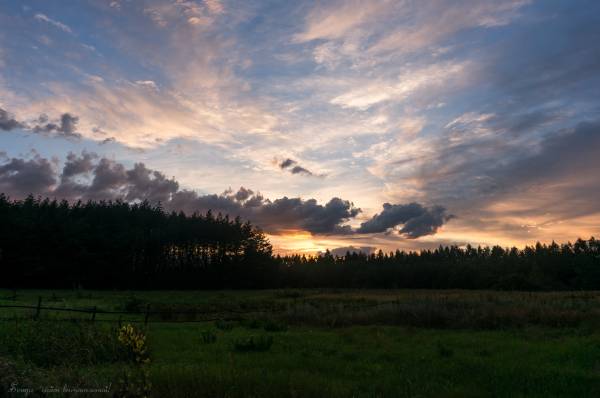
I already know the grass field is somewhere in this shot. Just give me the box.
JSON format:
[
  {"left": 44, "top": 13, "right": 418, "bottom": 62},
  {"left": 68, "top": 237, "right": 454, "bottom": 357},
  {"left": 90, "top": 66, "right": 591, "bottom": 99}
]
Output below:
[{"left": 1, "top": 289, "right": 600, "bottom": 397}]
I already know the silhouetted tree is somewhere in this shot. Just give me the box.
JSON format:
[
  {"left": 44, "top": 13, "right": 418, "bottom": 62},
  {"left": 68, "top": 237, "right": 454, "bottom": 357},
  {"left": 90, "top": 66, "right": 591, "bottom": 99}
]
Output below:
[{"left": 1, "top": 193, "right": 599, "bottom": 290}]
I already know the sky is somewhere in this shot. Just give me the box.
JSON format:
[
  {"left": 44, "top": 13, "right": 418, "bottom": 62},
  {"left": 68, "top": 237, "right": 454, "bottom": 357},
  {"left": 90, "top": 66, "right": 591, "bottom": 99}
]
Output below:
[{"left": 1, "top": 0, "right": 599, "bottom": 255}]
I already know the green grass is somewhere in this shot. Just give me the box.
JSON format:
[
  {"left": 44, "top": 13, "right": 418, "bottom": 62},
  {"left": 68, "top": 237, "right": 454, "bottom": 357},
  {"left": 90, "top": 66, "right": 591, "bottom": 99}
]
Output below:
[
  {"left": 1, "top": 289, "right": 600, "bottom": 397},
  {"left": 145, "top": 324, "right": 600, "bottom": 398}
]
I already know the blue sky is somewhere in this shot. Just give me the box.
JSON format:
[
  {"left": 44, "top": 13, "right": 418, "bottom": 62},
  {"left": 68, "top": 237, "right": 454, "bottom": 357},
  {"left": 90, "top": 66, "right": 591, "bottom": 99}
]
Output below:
[{"left": 1, "top": 0, "right": 599, "bottom": 253}]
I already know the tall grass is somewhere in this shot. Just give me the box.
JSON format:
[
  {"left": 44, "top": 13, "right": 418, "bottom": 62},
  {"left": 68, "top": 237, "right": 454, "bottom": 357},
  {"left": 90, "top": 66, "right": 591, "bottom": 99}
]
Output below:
[{"left": 0, "top": 320, "right": 129, "bottom": 368}]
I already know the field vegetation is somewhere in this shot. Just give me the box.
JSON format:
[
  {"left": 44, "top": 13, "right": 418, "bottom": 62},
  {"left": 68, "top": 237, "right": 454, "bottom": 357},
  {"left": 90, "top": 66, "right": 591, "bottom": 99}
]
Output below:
[{"left": 1, "top": 289, "right": 600, "bottom": 397}]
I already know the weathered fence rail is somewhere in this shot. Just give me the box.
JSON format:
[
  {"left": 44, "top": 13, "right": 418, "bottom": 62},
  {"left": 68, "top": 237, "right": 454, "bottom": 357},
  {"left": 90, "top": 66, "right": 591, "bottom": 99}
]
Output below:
[
  {"left": 0, "top": 294, "right": 398, "bottom": 325},
  {"left": 0, "top": 296, "right": 287, "bottom": 324}
]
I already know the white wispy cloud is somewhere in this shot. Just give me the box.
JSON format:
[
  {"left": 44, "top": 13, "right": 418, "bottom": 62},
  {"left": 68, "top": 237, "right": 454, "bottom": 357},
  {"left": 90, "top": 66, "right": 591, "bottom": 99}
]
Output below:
[
  {"left": 330, "top": 62, "right": 467, "bottom": 110},
  {"left": 34, "top": 13, "right": 73, "bottom": 34}
]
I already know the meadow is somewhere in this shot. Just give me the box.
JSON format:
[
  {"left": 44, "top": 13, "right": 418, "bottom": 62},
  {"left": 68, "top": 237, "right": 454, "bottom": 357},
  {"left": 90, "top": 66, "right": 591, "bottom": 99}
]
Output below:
[{"left": 1, "top": 289, "right": 600, "bottom": 397}]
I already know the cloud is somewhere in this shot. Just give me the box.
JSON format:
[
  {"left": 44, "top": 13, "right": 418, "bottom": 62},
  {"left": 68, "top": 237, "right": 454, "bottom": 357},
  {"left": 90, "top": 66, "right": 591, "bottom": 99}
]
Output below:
[
  {"left": 0, "top": 155, "right": 57, "bottom": 198},
  {"left": 0, "top": 108, "right": 23, "bottom": 131},
  {"left": 0, "top": 152, "right": 361, "bottom": 235},
  {"left": 143, "top": 0, "right": 224, "bottom": 28},
  {"left": 61, "top": 151, "right": 97, "bottom": 179},
  {"left": 0, "top": 152, "right": 454, "bottom": 239},
  {"left": 330, "top": 62, "right": 466, "bottom": 110},
  {"left": 294, "top": 0, "right": 388, "bottom": 43},
  {"left": 0, "top": 107, "right": 80, "bottom": 139},
  {"left": 295, "top": 0, "right": 529, "bottom": 62},
  {"left": 357, "top": 203, "right": 453, "bottom": 239},
  {"left": 368, "top": 1, "right": 530, "bottom": 55},
  {"left": 171, "top": 191, "right": 360, "bottom": 235},
  {"left": 34, "top": 13, "right": 73, "bottom": 34},
  {"left": 33, "top": 113, "right": 81, "bottom": 139},
  {"left": 125, "top": 162, "right": 180, "bottom": 204},
  {"left": 204, "top": 0, "right": 224, "bottom": 15},
  {"left": 134, "top": 80, "right": 159, "bottom": 90},
  {"left": 278, "top": 158, "right": 318, "bottom": 176},
  {"left": 327, "top": 246, "right": 377, "bottom": 257},
  {"left": 279, "top": 158, "right": 295, "bottom": 169}
]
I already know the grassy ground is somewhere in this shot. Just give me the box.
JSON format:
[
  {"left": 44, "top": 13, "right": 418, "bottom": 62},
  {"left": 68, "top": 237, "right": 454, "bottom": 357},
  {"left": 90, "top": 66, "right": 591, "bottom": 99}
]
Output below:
[{"left": 1, "top": 289, "right": 600, "bottom": 397}]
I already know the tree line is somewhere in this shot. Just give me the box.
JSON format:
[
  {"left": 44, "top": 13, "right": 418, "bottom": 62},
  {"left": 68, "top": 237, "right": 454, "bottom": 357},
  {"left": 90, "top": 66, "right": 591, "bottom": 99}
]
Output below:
[{"left": 1, "top": 194, "right": 599, "bottom": 290}]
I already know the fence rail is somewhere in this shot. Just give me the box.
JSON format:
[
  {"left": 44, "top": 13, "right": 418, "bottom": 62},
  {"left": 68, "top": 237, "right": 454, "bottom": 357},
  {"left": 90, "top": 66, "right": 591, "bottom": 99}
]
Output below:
[
  {"left": 0, "top": 293, "right": 400, "bottom": 325},
  {"left": 0, "top": 295, "right": 287, "bottom": 324}
]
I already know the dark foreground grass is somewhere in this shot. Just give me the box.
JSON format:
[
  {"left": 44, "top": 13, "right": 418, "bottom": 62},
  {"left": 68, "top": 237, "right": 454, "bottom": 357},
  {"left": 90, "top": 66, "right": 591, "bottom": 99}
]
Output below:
[
  {"left": 1, "top": 289, "right": 600, "bottom": 397},
  {"left": 146, "top": 324, "right": 600, "bottom": 398}
]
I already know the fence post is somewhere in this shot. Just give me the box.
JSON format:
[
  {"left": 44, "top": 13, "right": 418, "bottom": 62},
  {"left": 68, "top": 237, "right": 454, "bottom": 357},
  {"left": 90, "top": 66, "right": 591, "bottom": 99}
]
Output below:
[
  {"left": 144, "top": 304, "right": 150, "bottom": 326},
  {"left": 91, "top": 306, "right": 97, "bottom": 323},
  {"left": 34, "top": 296, "right": 42, "bottom": 319},
  {"left": 118, "top": 315, "right": 122, "bottom": 328}
]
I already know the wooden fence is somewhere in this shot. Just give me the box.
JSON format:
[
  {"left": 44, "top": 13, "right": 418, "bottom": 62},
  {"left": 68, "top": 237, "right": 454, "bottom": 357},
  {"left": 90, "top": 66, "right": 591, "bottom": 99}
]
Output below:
[{"left": 0, "top": 296, "right": 279, "bottom": 325}]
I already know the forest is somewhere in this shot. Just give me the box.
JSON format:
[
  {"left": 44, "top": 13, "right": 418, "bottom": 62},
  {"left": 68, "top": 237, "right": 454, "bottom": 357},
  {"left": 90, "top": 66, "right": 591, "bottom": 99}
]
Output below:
[{"left": 1, "top": 194, "right": 599, "bottom": 290}]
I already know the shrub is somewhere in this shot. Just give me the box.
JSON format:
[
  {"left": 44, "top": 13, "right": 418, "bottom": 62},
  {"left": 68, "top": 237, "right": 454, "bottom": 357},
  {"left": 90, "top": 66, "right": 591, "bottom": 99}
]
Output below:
[
  {"left": 274, "top": 290, "right": 305, "bottom": 299},
  {"left": 117, "top": 324, "right": 150, "bottom": 365},
  {"left": 0, "top": 320, "right": 127, "bottom": 368},
  {"left": 263, "top": 319, "right": 287, "bottom": 332},
  {"left": 215, "top": 320, "right": 236, "bottom": 331},
  {"left": 436, "top": 342, "right": 454, "bottom": 358},
  {"left": 0, "top": 357, "right": 20, "bottom": 392},
  {"left": 114, "top": 324, "right": 152, "bottom": 397},
  {"left": 232, "top": 335, "right": 273, "bottom": 352},
  {"left": 200, "top": 330, "right": 217, "bottom": 344},
  {"left": 122, "top": 296, "right": 145, "bottom": 313},
  {"left": 241, "top": 318, "right": 263, "bottom": 329}
]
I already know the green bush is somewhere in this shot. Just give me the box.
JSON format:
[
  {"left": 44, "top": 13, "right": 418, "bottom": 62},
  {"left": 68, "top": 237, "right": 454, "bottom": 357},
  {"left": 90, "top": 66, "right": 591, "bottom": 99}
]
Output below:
[
  {"left": 0, "top": 320, "right": 129, "bottom": 368},
  {"left": 436, "top": 342, "right": 454, "bottom": 358},
  {"left": 200, "top": 330, "right": 217, "bottom": 344},
  {"left": 274, "top": 289, "right": 305, "bottom": 299},
  {"left": 241, "top": 318, "right": 263, "bottom": 329},
  {"left": 232, "top": 335, "right": 273, "bottom": 352},
  {"left": 263, "top": 319, "right": 287, "bottom": 332},
  {"left": 214, "top": 320, "right": 236, "bottom": 331},
  {"left": 0, "top": 357, "right": 21, "bottom": 392},
  {"left": 122, "top": 296, "right": 145, "bottom": 313}
]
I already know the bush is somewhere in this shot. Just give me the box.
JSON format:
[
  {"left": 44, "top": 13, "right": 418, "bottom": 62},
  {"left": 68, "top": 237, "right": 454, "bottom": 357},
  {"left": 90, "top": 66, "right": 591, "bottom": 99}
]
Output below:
[
  {"left": 117, "top": 324, "right": 150, "bottom": 365},
  {"left": 274, "top": 290, "right": 305, "bottom": 299},
  {"left": 263, "top": 319, "right": 287, "bottom": 332},
  {"left": 215, "top": 320, "right": 236, "bottom": 331},
  {"left": 232, "top": 335, "right": 273, "bottom": 352},
  {"left": 122, "top": 296, "right": 145, "bottom": 313},
  {"left": 436, "top": 342, "right": 454, "bottom": 358},
  {"left": 200, "top": 330, "right": 217, "bottom": 344},
  {"left": 0, "top": 320, "right": 129, "bottom": 368},
  {"left": 241, "top": 318, "right": 263, "bottom": 329},
  {"left": 0, "top": 357, "right": 20, "bottom": 392}
]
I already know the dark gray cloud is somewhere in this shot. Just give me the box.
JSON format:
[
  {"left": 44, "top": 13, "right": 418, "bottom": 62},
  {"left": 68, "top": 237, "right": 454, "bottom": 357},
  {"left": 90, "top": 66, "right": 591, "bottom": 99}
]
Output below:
[
  {"left": 0, "top": 152, "right": 453, "bottom": 238},
  {"left": 170, "top": 190, "right": 360, "bottom": 235},
  {"left": 0, "top": 108, "right": 23, "bottom": 131},
  {"left": 255, "top": 196, "right": 359, "bottom": 234},
  {"left": 497, "top": 121, "right": 600, "bottom": 185},
  {"left": 62, "top": 152, "right": 97, "bottom": 178},
  {"left": 483, "top": 121, "right": 600, "bottom": 218},
  {"left": 59, "top": 113, "right": 79, "bottom": 136},
  {"left": 0, "top": 107, "right": 82, "bottom": 139},
  {"left": 279, "top": 158, "right": 295, "bottom": 169},
  {"left": 0, "top": 156, "right": 56, "bottom": 198},
  {"left": 327, "top": 246, "right": 377, "bottom": 257},
  {"left": 400, "top": 5, "right": 600, "bottom": 213},
  {"left": 233, "top": 186, "right": 253, "bottom": 201},
  {"left": 33, "top": 113, "right": 81, "bottom": 139},
  {"left": 357, "top": 203, "right": 453, "bottom": 239},
  {"left": 278, "top": 158, "right": 318, "bottom": 176},
  {"left": 0, "top": 153, "right": 360, "bottom": 235},
  {"left": 100, "top": 137, "right": 116, "bottom": 145},
  {"left": 125, "top": 163, "right": 179, "bottom": 204}
]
